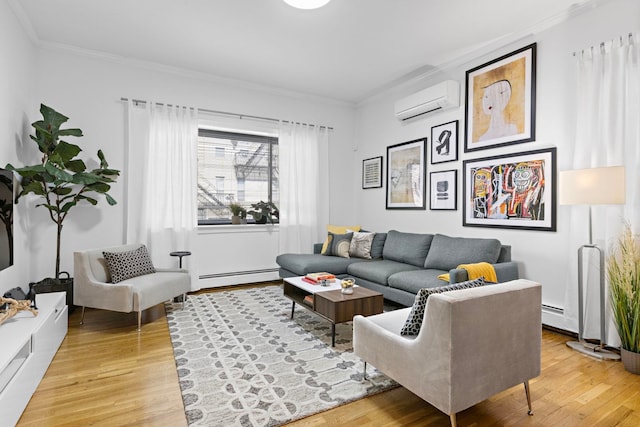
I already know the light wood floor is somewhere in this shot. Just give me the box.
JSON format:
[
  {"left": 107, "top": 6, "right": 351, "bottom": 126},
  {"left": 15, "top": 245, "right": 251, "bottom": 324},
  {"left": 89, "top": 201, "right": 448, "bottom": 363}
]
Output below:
[{"left": 17, "top": 283, "right": 640, "bottom": 427}]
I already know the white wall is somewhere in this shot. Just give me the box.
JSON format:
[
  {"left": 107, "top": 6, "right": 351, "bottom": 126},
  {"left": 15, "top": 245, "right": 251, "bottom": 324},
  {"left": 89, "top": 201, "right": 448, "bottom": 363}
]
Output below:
[
  {"left": 354, "top": 0, "right": 640, "bottom": 332},
  {"left": 21, "top": 45, "right": 357, "bottom": 288},
  {"left": 0, "top": 1, "right": 36, "bottom": 295}
]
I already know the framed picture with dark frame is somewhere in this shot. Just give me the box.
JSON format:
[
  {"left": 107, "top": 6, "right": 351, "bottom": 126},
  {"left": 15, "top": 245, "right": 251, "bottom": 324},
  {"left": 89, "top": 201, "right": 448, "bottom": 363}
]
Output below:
[
  {"left": 462, "top": 147, "right": 556, "bottom": 231},
  {"left": 386, "top": 138, "right": 426, "bottom": 210},
  {"left": 464, "top": 43, "right": 536, "bottom": 153},
  {"left": 362, "top": 156, "right": 383, "bottom": 189},
  {"left": 431, "top": 120, "right": 458, "bottom": 164},
  {"left": 429, "top": 169, "right": 457, "bottom": 210}
]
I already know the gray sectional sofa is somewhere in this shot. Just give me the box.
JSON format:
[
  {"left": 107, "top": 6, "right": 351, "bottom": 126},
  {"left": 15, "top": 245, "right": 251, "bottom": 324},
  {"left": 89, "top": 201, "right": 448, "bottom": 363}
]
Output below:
[{"left": 276, "top": 230, "right": 519, "bottom": 306}]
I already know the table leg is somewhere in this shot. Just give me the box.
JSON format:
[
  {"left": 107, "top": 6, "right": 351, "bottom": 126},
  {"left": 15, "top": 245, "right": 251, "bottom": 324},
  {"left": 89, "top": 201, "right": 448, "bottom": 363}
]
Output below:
[
  {"left": 290, "top": 301, "right": 295, "bottom": 319},
  {"left": 331, "top": 323, "right": 336, "bottom": 347}
]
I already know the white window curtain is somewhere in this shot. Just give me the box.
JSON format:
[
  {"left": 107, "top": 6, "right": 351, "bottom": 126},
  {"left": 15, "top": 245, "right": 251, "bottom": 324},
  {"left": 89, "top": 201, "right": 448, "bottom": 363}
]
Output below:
[
  {"left": 125, "top": 100, "right": 198, "bottom": 286},
  {"left": 278, "top": 121, "right": 330, "bottom": 254},
  {"left": 565, "top": 33, "right": 640, "bottom": 345}
]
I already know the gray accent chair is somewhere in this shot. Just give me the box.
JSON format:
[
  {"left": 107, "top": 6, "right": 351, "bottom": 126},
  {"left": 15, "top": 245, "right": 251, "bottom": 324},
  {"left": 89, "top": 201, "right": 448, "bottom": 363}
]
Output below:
[
  {"left": 74, "top": 243, "right": 191, "bottom": 330},
  {"left": 353, "top": 279, "right": 541, "bottom": 426}
]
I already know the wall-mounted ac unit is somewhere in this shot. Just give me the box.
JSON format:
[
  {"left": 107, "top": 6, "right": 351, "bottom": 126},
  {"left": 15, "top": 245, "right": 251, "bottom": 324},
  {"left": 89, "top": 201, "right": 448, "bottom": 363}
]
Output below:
[{"left": 394, "top": 80, "right": 460, "bottom": 121}]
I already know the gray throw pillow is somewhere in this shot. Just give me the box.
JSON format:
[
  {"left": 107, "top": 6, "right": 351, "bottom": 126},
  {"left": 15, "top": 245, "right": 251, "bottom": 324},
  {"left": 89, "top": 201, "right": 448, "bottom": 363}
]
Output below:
[
  {"left": 103, "top": 245, "right": 156, "bottom": 283},
  {"left": 349, "top": 231, "right": 376, "bottom": 259},
  {"left": 400, "top": 277, "right": 487, "bottom": 336},
  {"left": 424, "top": 234, "right": 501, "bottom": 270},
  {"left": 322, "top": 232, "right": 353, "bottom": 258},
  {"left": 370, "top": 232, "right": 387, "bottom": 259}
]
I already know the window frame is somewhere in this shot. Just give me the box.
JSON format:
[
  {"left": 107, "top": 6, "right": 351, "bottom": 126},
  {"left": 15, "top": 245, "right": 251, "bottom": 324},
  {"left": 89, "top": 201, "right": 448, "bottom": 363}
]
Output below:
[{"left": 197, "top": 128, "right": 279, "bottom": 226}]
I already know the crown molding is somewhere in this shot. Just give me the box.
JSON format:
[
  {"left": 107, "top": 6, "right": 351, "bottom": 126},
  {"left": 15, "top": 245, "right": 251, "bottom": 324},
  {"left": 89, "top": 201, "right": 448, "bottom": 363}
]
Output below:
[{"left": 38, "top": 40, "right": 355, "bottom": 109}]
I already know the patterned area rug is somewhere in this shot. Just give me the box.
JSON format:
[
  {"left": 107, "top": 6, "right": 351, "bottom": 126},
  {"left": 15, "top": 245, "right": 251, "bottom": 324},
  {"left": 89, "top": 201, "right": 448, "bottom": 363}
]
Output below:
[{"left": 165, "top": 286, "right": 397, "bottom": 426}]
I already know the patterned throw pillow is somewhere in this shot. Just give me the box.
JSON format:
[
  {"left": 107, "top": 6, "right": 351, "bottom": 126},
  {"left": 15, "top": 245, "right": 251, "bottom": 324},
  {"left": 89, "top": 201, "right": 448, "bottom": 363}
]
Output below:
[
  {"left": 321, "top": 232, "right": 353, "bottom": 258},
  {"left": 103, "top": 245, "right": 156, "bottom": 283},
  {"left": 349, "top": 231, "right": 376, "bottom": 259},
  {"left": 320, "top": 224, "right": 361, "bottom": 253},
  {"left": 400, "top": 277, "right": 487, "bottom": 336}
]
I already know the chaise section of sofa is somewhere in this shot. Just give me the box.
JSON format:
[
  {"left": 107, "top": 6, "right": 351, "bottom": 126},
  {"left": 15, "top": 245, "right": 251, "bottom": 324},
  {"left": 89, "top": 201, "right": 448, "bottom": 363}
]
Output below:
[{"left": 276, "top": 230, "right": 519, "bottom": 306}]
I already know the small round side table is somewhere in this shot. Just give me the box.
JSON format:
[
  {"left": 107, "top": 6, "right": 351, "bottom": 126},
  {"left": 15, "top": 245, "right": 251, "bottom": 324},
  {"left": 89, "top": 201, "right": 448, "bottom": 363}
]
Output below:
[{"left": 170, "top": 251, "right": 192, "bottom": 268}]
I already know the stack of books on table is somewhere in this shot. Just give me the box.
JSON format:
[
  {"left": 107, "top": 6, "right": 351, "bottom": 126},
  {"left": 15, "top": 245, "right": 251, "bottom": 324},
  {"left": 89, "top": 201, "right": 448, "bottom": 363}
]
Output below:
[{"left": 302, "top": 272, "right": 336, "bottom": 285}]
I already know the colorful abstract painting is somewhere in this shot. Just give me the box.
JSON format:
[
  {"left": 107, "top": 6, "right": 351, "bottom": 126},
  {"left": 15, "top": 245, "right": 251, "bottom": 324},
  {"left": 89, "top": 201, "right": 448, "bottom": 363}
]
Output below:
[{"left": 463, "top": 148, "right": 556, "bottom": 231}]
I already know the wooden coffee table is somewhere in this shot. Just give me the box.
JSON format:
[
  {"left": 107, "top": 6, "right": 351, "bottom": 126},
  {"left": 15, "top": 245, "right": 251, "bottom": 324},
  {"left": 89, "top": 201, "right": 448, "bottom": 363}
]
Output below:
[{"left": 282, "top": 276, "right": 384, "bottom": 346}]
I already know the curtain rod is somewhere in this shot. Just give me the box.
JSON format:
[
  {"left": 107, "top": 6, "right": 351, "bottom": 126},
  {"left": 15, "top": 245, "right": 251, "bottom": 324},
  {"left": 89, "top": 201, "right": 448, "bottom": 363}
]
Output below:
[
  {"left": 572, "top": 32, "right": 634, "bottom": 56},
  {"left": 120, "top": 97, "right": 334, "bottom": 130}
]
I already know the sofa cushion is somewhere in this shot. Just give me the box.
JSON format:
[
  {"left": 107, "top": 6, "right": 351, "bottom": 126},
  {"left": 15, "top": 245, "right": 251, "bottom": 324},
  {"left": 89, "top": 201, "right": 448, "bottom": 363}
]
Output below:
[
  {"left": 322, "top": 232, "right": 353, "bottom": 257},
  {"left": 347, "top": 259, "right": 421, "bottom": 285},
  {"left": 387, "top": 269, "right": 449, "bottom": 294},
  {"left": 400, "top": 277, "right": 487, "bottom": 336},
  {"left": 103, "top": 245, "right": 156, "bottom": 283},
  {"left": 349, "top": 232, "right": 376, "bottom": 259},
  {"left": 321, "top": 224, "right": 361, "bottom": 253},
  {"left": 424, "top": 234, "right": 501, "bottom": 270},
  {"left": 382, "top": 230, "right": 434, "bottom": 267},
  {"left": 276, "top": 253, "right": 364, "bottom": 276},
  {"left": 370, "top": 232, "right": 387, "bottom": 259}
]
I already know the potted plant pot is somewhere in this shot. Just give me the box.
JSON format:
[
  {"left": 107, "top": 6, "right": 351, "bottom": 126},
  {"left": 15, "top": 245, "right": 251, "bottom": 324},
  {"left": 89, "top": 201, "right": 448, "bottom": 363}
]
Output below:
[{"left": 621, "top": 348, "right": 640, "bottom": 375}]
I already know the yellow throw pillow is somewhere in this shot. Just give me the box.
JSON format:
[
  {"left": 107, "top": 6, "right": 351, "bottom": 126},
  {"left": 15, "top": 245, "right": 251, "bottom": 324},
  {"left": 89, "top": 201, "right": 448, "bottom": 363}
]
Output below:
[{"left": 321, "top": 224, "right": 361, "bottom": 253}]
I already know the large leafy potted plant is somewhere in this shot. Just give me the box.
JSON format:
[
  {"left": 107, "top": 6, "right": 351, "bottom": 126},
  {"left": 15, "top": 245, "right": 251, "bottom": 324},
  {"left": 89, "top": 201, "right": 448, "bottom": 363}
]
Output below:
[
  {"left": 607, "top": 223, "right": 640, "bottom": 374},
  {"left": 6, "top": 104, "right": 120, "bottom": 292}
]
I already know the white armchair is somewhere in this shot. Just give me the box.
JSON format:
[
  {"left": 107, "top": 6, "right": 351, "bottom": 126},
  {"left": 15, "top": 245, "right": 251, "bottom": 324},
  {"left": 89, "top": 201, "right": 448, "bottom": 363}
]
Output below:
[
  {"left": 74, "top": 243, "right": 191, "bottom": 330},
  {"left": 353, "top": 279, "right": 541, "bottom": 427}
]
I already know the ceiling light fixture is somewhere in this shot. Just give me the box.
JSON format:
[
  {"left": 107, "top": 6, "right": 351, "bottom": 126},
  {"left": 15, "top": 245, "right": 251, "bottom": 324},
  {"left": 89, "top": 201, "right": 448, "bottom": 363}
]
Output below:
[{"left": 283, "top": 0, "right": 331, "bottom": 10}]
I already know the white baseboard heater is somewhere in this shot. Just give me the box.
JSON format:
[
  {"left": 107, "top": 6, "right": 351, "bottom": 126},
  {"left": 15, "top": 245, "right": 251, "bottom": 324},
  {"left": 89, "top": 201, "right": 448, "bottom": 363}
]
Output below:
[{"left": 199, "top": 268, "right": 280, "bottom": 280}]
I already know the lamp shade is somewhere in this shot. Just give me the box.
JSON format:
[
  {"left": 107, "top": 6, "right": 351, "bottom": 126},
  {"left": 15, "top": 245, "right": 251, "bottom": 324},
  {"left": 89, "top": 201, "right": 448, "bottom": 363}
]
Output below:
[
  {"left": 283, "top": 0, "right": 331, "bottom": 9},
  {"left": 559, "top": 166, "right": 625, "bottom": 205}
]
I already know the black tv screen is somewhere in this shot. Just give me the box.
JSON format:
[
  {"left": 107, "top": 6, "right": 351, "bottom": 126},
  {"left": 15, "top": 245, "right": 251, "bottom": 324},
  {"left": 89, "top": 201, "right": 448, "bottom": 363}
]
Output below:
[{"left": 0, "top": 169, "right": 14, "bottom": 270}]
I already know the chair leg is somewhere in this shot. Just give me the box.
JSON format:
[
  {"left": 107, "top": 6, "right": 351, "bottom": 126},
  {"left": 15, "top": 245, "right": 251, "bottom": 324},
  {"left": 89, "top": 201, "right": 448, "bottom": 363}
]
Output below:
[
  {"left": 363, "top": 361, "right": 368, "bottom": 380},
  {"left": 137, "top": 311, "right": 142, "bottom": 332},
  {"left": 79, "top": 306, "right": 86, "bottom": 325},
  {"left": 449, "top": 413, "right": 457, "bottom": 427},
  {"left": 524, "top": 380, "right": 533, "bottom": 415},
  {"left": 182, "top": 293, "right": 186, "bottom": 309}
]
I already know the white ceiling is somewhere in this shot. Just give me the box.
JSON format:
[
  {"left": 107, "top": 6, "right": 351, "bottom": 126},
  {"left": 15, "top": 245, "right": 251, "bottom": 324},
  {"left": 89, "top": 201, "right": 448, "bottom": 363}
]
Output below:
[{"left": 12, "top": 0, "right": 589, "bottom": 104}]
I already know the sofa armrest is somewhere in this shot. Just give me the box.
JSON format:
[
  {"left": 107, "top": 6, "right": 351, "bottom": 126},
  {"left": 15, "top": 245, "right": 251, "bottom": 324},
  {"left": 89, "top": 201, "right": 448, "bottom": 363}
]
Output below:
[
  {"left": 353, "top": 310, "right": 421, "bottom": 376},
  {"left": 155, "top": 268, "right": 189, "bottom": 274},
  {"left": 448, "top": 261, "right": 519, "bottom": 284},
  {"left": 74, "top": 251, "right": 135, "bottom": 312}
]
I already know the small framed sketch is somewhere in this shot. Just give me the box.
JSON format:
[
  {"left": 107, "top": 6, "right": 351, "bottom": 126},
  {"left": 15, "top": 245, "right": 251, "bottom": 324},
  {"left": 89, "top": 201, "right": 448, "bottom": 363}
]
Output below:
[
  {"left": 430, "top": 120, "right": 458, "bottom": 164},
  {"left": 386, "top": 138, "right": 426, "bottom": 210},
  {"left": 430, "top": 170, "right": 457, "bottom": 210},
  {"left": 362, "top": 156, "right": 383, "bottom": 189},
  {"left": 464, "top": 43, "right": 536, "bottom": 152}
]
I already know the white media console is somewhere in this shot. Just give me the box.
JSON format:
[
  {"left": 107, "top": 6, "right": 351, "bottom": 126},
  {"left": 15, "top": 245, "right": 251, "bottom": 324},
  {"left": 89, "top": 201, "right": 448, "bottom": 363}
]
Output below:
[{"left": 0, "top": 292, "right": 68, "bottom": 426}]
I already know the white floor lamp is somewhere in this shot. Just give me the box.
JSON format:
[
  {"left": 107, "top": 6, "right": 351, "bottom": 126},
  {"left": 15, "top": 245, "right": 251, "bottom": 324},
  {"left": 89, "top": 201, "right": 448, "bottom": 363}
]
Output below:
[{"left": 559, "top": 166, "right": 625, "bottom": 360}]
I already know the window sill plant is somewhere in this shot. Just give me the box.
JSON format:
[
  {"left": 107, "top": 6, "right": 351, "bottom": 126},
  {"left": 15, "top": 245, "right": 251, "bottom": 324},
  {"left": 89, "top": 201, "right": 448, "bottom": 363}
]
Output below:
[{"left": 248, "top": 201, "right": 279, "bottom": 224}]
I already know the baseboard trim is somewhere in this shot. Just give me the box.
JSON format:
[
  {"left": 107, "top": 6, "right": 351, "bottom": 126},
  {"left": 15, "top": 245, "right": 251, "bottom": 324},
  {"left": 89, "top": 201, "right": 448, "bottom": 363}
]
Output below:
[{"left": 542, "top": 324, "right": 577, "bottom": 338}]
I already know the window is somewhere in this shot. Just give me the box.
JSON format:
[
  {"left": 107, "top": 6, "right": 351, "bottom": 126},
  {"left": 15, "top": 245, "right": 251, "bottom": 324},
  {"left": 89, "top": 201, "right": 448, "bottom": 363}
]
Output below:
[{"left": 198, "top": 129, "right": 279, "bottom": 225}]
